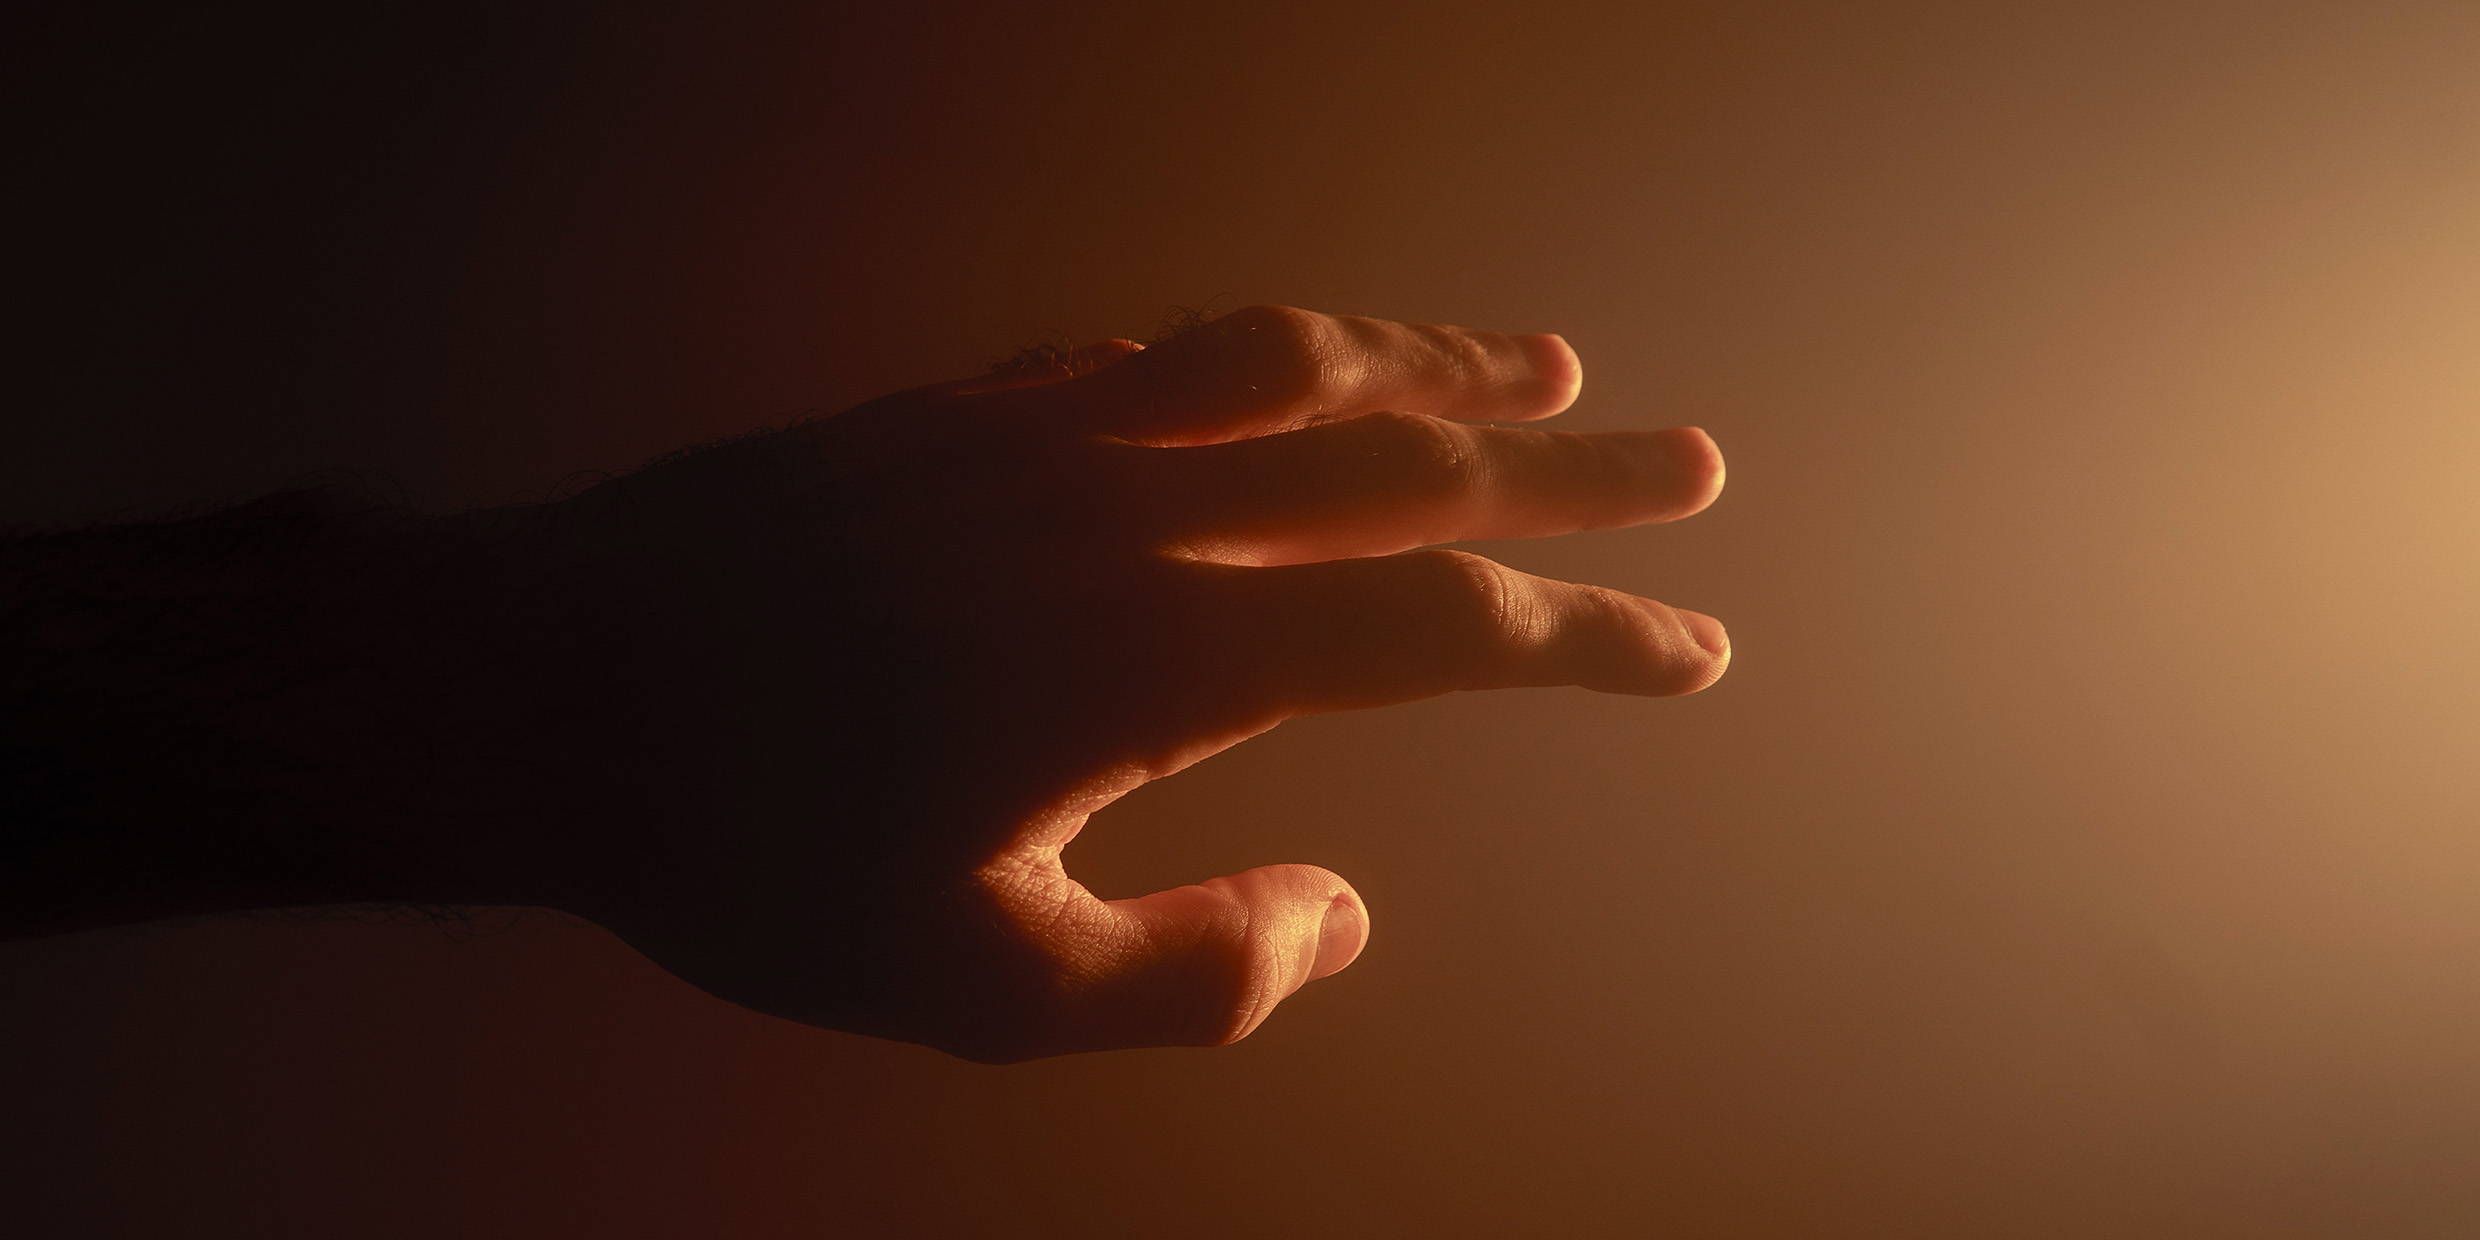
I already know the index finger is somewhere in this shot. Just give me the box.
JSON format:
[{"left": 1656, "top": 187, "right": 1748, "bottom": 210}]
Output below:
[{"left": 1005, "top": 305, "right": 1583, "bottom": 446}]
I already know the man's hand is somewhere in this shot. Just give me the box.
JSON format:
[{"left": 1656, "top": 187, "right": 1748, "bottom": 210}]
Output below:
[
  {"left": 2, "top": 306, "right": 1726, "bottom": 1062},
  {"left": 440, "top": 306, "right": 1729, "bottom": 1060}
]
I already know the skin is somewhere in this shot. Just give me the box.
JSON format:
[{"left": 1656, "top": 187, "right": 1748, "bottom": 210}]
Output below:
[{"left": 2, "top": 305, "right": 1726, "bottom": 1063}]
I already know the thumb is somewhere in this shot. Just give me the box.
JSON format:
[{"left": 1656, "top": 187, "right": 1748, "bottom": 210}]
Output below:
[{"left": 1051, "top": 863, "right": 1370, "bottom": 1053}]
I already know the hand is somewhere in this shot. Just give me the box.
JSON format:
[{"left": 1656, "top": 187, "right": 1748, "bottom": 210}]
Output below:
[{"left": 441, "top": 306, "right": 1729, "bottom": 1061}]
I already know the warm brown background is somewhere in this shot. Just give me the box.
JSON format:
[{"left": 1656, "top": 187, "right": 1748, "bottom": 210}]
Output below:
[{"left": 6, "top": 1, "right": 2478, "bottom": 1235}]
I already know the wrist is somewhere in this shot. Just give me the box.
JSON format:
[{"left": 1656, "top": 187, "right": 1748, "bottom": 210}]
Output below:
[{"left": 0, "top": 490, "right": 553, "bottom": 934}]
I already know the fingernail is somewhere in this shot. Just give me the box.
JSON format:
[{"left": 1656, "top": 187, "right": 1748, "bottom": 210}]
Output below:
[
  {"left": 1309, "top": 895, "right": 1368, "bottom": 981},
  {"left": 1677, "top": 607, "right": 1731, "bottom": 658}
]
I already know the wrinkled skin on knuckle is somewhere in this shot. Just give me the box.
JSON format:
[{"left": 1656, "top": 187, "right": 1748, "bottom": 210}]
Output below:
[
  {"left": 1397, "top": 548, "right": 1527, "bottom": 687},
  {"left": 1407, "top": 320, "right": 1493, "bottom": 389},
  {"left": 939, "top": 879, "right": 1261, "bottom": 1059},
  {"left": 1572, "top": 586, "right": 1723, "bottom": 698},
  {"left": 1137, "top": 879, "right": 1280, "bottom": 1048}
]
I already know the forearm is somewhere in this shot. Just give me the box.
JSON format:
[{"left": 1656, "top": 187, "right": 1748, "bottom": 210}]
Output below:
[{"left": 0, "top": 490, "right": 518, "bottom": 936}]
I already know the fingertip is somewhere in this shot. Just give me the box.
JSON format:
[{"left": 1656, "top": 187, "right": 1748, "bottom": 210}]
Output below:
[
  {"left": 1582, "top": 595, "right": 1732, "bottom": 698},
  {"left": 1655, "top": 426, "right": 1727, "bottom": 517},
  {"left": 1221, "top": 865, "right": 1366, "bottom": 1042},
  {"left": 1665, "top": 607, "right": 1733, "bottom": 697},
  {"left": 1509, "top": 333, "right": 1584, "bottom": 420}
]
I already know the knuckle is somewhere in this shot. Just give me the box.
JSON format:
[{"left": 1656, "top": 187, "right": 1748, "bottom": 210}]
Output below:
[
  {"left": 1550, "top": 430, "right": 1654, "bottom": 526},
  {"left": 1412, "top": 321, "right": 1492, "bottom": 387},
  {"left": 1221, "top": 305, "right": 1342, "bottom": 414},
  {"left": 1358, "top": 410, "right": 1478, "bottom": 506},
  {"left": 1576, "top": 588, "right": 1724, "bottom": 697},
  {"left": 1224, "top": 302, "right": 1324, "bottom": 343},
  {"left": 1402, "top": 549, "right": 1529, "bottom": 660},
  {"left": 1192, "top": 880, "right": 1283, "bottom": 1045}
]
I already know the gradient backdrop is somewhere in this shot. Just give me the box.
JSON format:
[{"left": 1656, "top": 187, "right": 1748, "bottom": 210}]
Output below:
[{"left": 6, "top": 1, "right": 2479, "bottom": 1235}]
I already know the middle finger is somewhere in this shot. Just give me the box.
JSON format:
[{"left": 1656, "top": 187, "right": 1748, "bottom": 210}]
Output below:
[{"left": 1135, "top": 412, "right": 1725, "bottom": 566}]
